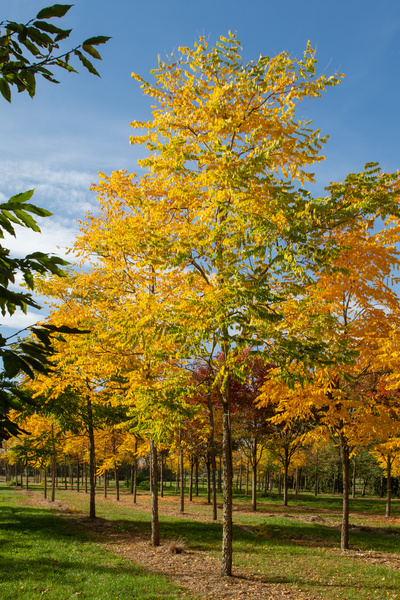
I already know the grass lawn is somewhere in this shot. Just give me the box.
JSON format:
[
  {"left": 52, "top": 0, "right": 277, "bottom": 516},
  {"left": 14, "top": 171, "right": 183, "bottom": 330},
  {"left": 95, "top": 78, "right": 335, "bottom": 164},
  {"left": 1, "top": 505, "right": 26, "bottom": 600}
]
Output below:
[
  {"left": 2, "top": 481, "right": 400, "bottom": 600},
  {"left": 0, "top": 484, "right": 195, "bottom": 600}
]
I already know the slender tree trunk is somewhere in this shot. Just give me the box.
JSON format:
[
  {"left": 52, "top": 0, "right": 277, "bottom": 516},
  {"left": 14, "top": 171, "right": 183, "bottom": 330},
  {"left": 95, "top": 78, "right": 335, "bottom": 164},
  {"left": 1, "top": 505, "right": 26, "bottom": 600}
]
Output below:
[
  {"left": 51, "top": 457, "right": 56, "bottom": 502},
  {"left": 339, "top": 431, "right": 350, "bottom": 550},
  {"left": 295, "top": 466, "right": 299, "bottom": 498},
  {"left": 221, "top": 384, "right": 233, "bottom": 577},
  {"left": 189, "top": 456, "right": 194, "bottom": 502},
  {"left": 64, "top": 456, "right": 68, "bottom": 489},
  {"left": 175, "top": 460, "right": 179, "bottom": 494},
  {"left": 180, "top": 440, "right": 184, "bottom": 514},
  {"left": 204, "top": 390, "right": 217, "bottom": 519},
  {"left": 195, "top": 457, "right": 199, "bottom": 496},
  {"left": 160, "top": 452, "right": 164, "bottom": 498},
  {"left": 218, "top": 456, "right": 222, "bottom": 493},
  {"left": 77, "top": 461, "right": 80, "bottom": 493},
  {"left": 283, "top": 448, "right": 289, "bottom": 507},
  {"left": 44, "top": 467, "right": 47, "bottom": 499},
  {"left": 115, "top": 466, "right": 120, "bottom": 501},
  {"left": 87, "top": 396, "right": 96, "bottom": 519},
  {"left": 25, "top": 463, "right": 29, "bottom": 491},
  {"left": 149, "top": 437, "right": 159, "bottom": 546},
  {"left": 239, "top": 456, "right": 243, "bottom": 493},
  {"left": 386, "top": 456, "right": 392, "bottom": 518},
  {"left": 252, "top": 441, "right": 257, "bottom": 511},
  {"left": 362, "top": 476, "right": 367, "bottom": 497},
  {"left": 206, "top": 458, "right": 211, "bottom": 504}
]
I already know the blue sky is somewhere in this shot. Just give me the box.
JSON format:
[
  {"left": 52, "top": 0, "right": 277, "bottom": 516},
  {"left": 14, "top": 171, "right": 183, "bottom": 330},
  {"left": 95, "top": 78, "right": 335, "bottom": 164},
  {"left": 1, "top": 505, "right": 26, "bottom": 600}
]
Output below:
[{"left": 1, "top": 0, "right": 400, "bottom": 332}]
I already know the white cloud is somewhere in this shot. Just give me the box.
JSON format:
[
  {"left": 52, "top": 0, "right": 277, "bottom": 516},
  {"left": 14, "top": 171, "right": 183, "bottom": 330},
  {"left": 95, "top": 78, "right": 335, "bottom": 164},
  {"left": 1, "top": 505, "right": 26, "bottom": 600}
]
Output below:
[
  {"left": 0, "top": 159, "right": 99, "bottom": 218},
  {"left": 0, "top": 308, "right": 48, "bottom": 335},
  {"left": 3, "top": 219, "right": 79, "bottom": 261}
]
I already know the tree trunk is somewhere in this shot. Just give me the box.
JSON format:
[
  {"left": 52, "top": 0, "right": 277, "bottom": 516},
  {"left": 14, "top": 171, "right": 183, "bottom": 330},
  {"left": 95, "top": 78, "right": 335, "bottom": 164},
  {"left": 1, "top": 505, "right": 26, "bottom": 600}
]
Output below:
[
  {"left": 180, "top": 441, "right": 184, "bottom": 514},
  {"left": 206, "top": 457, "right": 211, "bottom": 504},
  {"left": 283, "top": 448, "right": 289, "bottom": 506},
  {"left": 195, "top": 457, "right": 199, "bottom": 496},
  {"left": 160, "top": 452, "right": 164, "bottom": 498},
  {"left": 339, "top": 431, "right": 350, "bottom": 550},
  {"left": 25, "top": 463, "right": 29, "bottom": 490},
  {"left": 295, "top": 466, "right": 299, "bottom": 497},
  {"left": 44, "top": 467, "right": 47, "bottom": 499},
  {"left": 221, "top": 386, "right": 233, "bottom": 577},
  {"left": 149, "top": 437, "right": 160, "bottom": 546},
  {"left": 87, "top": 397, "right": 96, "bottom": 519},
  {"left": 64, "top": 456, "right": 68, "bottom": 489},
  {"left": 362, "top": 476, "right": 367, "bottom": 497},
  {"left": 386, "top": 456, "right": 392, "bottom": 518},
  {"left": 189, "top": 456, "right": 194, "bottom": 501},
  {"left": 104, "top": 470, "right": 108, "bottom": 498},
  {"left": 77, "top": 461, "right": 80, "bottom": 493},
  {"left": 115, "top": 466, "right": 120, "bottom": 501},
  {"left": 252, "top": 441, "right": 257, "bottom": 511},
  {"left": 51, "top": 457, "right": 56, "bottom": 502},
  {"left": 175, "top": 461, "right": 179, "bottom": 494}
]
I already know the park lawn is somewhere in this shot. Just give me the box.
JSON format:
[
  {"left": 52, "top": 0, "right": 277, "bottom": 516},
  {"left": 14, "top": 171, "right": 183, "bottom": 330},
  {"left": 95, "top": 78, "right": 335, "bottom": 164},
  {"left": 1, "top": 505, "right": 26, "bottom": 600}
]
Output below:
[
  {"left": 32, "top": 483, "right": 400, "bottom": 600},
  {"left": 0, "top": 484, "right": 196, "bottom": 600}
]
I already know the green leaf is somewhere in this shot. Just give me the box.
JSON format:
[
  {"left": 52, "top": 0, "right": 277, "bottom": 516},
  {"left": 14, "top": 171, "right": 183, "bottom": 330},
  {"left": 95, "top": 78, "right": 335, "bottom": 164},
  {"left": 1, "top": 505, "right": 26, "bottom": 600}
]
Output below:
[
  {"left": 0, "top": 78, "right": 11, "bottom": 103},
  {"left": 82, "top": 36, "right": 111, "bottom": 46},
  {"left": 82, "top": 44, "right": 101, "bottom": 60},
  {"left": 33, "top": 21, "right": 70, "bottom": 36},
  {"left": 7, "top": 190, "right": 35, "bottom": 204},
  {"left": 74, "top": 50, "right": 100, "bottom": 77},
  {"left": 20, "top": 38, "right": 41, "bottom": 57},
  {"left": 36, "top": 4, "right": 73, "bottom": 20},
  {"left": 3, "top": 353, "right": 22, "bottom": 379},
  {"left": 26, "top": 27, "right": 53, "bottom": 48},
  {"left": 12, "top": 210, "right": 41, "bottom": 232}
]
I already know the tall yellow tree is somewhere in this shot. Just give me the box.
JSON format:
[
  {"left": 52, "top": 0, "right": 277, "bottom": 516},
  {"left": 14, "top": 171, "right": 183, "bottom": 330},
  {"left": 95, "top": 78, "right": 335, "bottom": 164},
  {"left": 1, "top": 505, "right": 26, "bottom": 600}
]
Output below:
[{"left": 84, "top": 34, "right": 400, "bottom": 575}]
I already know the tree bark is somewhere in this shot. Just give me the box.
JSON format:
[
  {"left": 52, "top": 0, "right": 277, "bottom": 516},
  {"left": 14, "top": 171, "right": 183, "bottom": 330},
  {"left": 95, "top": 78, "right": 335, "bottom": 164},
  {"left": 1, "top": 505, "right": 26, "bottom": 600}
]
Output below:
[
  {"left": 51, "top": 457, "right": 56, "bottom": 502},
  {"left": 339, "top": 431, "right": 350, "bottom": 550},
  {"left": 189, "top": 456, "right": 194, "bottom": 501},
  {"left": 87, "top": 396, "right": 96, "bottom": 519},
  {"left": 149, "top": 437, "right": 160, "bottom": 546},
  {"left": 252, "top": 441, "right": 257, "bottom": 511},
  {"left": 206, "top": 457, "right": 211, "bottom": 504},
  {"left": 195, "top": 457, "right": 199, "bottom": 496},
  {"left": 180, "top": 440, "right": 184, "bottom": 514},
  {"left": 160, "top": 452, "right": 164, "bottom": 498},
  {"left": 283, "top": 448, "right": 289, "bottom": 506},
  {"left": 386, "top": 456, "right": 392, "bottom": 518},
  {"left": 221, "top": 385, "right": 233, "bottom": 577}
]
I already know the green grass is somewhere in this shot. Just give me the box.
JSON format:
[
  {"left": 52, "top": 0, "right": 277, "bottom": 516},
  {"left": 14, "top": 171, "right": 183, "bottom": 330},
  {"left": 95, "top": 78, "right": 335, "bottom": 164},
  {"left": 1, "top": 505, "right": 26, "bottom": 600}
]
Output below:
[
  {"left": 0, "top": 485, "right": 194, "bottom": 600},
  {"left": 2, "top": 482, "right": 400, "bottom": 600}
]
